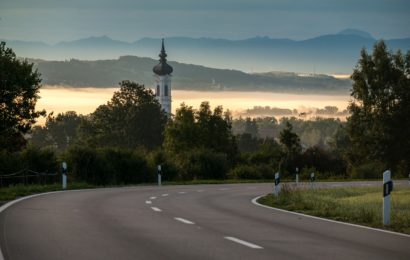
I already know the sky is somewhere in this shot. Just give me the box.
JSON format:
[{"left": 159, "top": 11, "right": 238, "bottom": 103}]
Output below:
[{"left": 1, "top": 0, "right": 409, "bottom": 43}]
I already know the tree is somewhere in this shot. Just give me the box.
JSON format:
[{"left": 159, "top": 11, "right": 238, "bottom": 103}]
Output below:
[
  {"left": 165, "top": 102, "right": 237, "bottom": 156},
  {"left": 347, "top": 41, "right": 410, "bottom": 175},
  {"left": 78, "top": 81, "right": 167, "bottom": 150},
  {"left": 31, "top": 111, "right": 82, "bottom": 150},
  {"left": 0, "top": 42, "right": 45, "bottom": 151},
  {"left": 279, "top": 121, "right": 301, "bottom": 174},
  {"left": 244, "top": 117, "right": 259, "bottom": 137}
]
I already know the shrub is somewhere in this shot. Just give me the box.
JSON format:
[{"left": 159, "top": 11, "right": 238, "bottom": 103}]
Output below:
[
  {"left": 174, "top": 149, "right": 229, "bottom": 180},
  {"left": 228, "top": 164, "right": 274, "bottom": 180},
  {"left": 64, "top": 146, "right": 151, "bottom": 185}
]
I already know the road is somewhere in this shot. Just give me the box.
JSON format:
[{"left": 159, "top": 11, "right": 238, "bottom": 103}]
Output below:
[{"left": 0, "top": 182, "right": 409, "bottom": 260}]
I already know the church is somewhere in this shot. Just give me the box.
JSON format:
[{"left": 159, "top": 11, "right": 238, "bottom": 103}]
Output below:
[{"left": 153, "top": 39, "right": 173, "bottom": 114}]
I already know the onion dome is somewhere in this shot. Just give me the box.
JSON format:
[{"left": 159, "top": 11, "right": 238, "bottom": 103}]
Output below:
[{"left": 153, "top": 39, "right": 173, "bottom": 75}]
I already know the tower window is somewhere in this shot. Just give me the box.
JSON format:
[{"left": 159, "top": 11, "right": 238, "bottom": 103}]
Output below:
[
  {"left": 164, "top": 85, "right": 168, "bottom": 96},
  {"left": 156, "top": 85, "right": 160, "bottom": 96}
]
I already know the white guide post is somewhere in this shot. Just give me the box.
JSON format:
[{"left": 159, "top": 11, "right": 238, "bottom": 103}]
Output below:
[
  {"left": 408, "top": 173, "right": 410, "bottom": 185},
  {"left": 295, "top": 167, "right": 299, "bottom": 186},
  {"left": 157, "top": 165, "right": 162, "bottom": 186},
  {"left": 274, "top": 172, "right": 281, "bottom": 196},
  {"left": 310, "top": 172, "right": 315, "bottom": 189},
  {"left": 62, "top": 162, "right": 67, "bottom": 190},
  {"left": 383, "top": 170, "right": 393, "bottom": 226}
]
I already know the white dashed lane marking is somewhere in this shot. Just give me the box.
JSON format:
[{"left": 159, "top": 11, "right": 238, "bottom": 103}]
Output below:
[
  {"left": 174, "top": 217, "right": 195, "bottom": 225},
  {"left": 151, "top": 207, "right": 162, "bottom": 212},
  {"left": 145, "top": 200, "right": 152, "bottom": 204},
  {"left": 150, "top": 196, "right": 157, "bottom": 200},
  {"left": 162, "top": 194, "right": 169, "bottom": 197},
  {"left": 224, "top": 236, "right": 263, "bottom": 249}
]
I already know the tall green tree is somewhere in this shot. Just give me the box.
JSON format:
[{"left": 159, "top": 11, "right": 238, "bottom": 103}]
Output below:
[
  {"left": 78, "top": 81, "right": 167, "bottom": 150},
  {"left": 31, "top": 111, "right": 82, "bottom": 150},
  {"left": 347, "top": 41, "right": 410, "bottom": 175},
  {"left": 279, "top": 121, "right": 301, "bottom": 174},
  {"left": 165, "top": 102, "right": 237, "bottom": 157},
  {"left": 244, "top": 117, "right": 259, "bottom": 137},
  {"left": 0, "top": 42, "right": 45, "bottom": 151}
]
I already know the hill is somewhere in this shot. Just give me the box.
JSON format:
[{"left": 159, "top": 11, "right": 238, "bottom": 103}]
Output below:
[
  {"left": 31, "top": 56, "right": 351, "bottom": 94},
  {"left": 3, "top": 29, "right": 410, "bottom": 74}
]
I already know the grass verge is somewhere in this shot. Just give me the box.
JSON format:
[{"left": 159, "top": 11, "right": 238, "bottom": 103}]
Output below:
[
  {"left": 257, "top": 185, "right": 410, "bottom": 234},
  {"left": 0, "top": 183, "right": 96, "bottom": 202}
]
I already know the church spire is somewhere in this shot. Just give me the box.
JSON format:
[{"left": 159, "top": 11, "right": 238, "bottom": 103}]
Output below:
[
  {"left": 153, "top": 39, "right": 173, "bottom": 76},
  {"left": 153, "top": 39, "right": 173, "bottom": 115},
  {"left": 159, "top": 38, "right": 167, "bottom": 62}
]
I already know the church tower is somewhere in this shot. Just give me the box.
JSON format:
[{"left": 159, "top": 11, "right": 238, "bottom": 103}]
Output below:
[{"left": 153, "top": 39, "right": 173, "bottom": 114}]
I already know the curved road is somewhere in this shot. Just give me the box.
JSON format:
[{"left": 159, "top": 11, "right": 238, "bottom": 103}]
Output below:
[{"left": 0, "top": 182, "right": 409, "bottom": 260}]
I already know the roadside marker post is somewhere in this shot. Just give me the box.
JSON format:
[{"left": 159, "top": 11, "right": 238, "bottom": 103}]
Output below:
[
  {"left": 157, "top": 165, "right": 162, "bottom": 186},
  {"left": 274, "top": 172, "right": 281, "bottom": 196},
  {"left": 383, "top": 170, "right": 393, "bottom": 226},
  {"left": 62, "top": 162, "right": 67, "bottom": 190},
  {"left": 295, "top": 167, "right": 299, "bottom": 186},
  {"left": 310, "top": 172, "right": 315, "bottom": 189},
  {"left": 408, "top": 173, "right": 410, "bottom": 185}
]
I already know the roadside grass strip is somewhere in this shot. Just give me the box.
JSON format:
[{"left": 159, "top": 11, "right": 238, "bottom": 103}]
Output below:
[{"left": 257, "top": 185, "right": 410, "bottom": 235}]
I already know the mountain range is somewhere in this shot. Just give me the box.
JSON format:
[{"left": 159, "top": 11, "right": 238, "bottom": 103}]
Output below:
[
  {"left": 3, "top": 29, "right": 410, "bottom": 74},
  {"left": 30, "top": 56, "right": 350, "bottom": 94}
]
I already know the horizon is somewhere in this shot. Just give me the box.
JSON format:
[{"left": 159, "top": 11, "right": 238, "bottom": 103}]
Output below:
[
  {"left": 2, "top": 28, "right": 407, "bottom": 46},
  {"left": 1, "top": 0, "right": 409, "bottom": 44}
]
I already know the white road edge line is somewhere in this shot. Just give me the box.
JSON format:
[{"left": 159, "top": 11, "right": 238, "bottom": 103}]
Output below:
[
  {"left": 151, "top": 207, "right": 162, "bottom": 212},
  {"left": 150, "top": 196, "right": 157, "bottom": 200},
  {"left": 174, "top": 217, "right": 195, "bottom": 224},
  {"left": 224, "top": 236, "right": 263, "bottom": 249},
  {"left": 145, "top": 200, "right": 152, "bottom": 204},
  {"left": 251, "top": 195, "right": 410, "bottom": 238}
]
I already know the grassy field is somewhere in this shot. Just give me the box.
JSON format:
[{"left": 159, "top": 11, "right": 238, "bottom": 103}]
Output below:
[
  {"left": 0, "top": 183, "right": 97, "bottom": 202},
  {"left": 258, "top": 185, "right": 410, "bottom": 234}
]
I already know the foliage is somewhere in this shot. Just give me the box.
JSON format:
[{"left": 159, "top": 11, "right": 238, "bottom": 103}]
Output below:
[
  {"left": 173, "top": 148, "right": 229, "bottom": 180},
  {"left": 64, "top": 146, "right": 152, "bottom": 185},
  {"left": 77, "top": 80, "right": 167, "bottom": 150},
  {"left": 228, "top": 164, "right": 274, "bottom": 180},
  {"left": 0, "top": 42, "right": 46, "bottom": 151},
  {"left": 30, "top": 111, "right": 83, "bottom": 151},
  {"left": 279, "top": 121, "right": 301, "bottom": 174},
  {"left": 164, "top": 102, "right": 237, "bottom": 159},
  {"left": 347, "top": 41, "right": 410, "bottom": 177},
  {"left": 0, "top": 146, "right": 58, "bottom": 175}
]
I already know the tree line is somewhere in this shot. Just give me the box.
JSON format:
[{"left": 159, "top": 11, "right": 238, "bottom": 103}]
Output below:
[{"left": 1, "top": 40, "right": 409, "bottom": 186}]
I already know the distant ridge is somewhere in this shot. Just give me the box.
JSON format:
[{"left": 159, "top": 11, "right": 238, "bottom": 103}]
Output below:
[
  {"left": 337, "top": 29, "right": 374, "bottom": 39},
  {"left": 31, "top": 56, "right": 351, "bottom": 94},
  {"left": 3, "top": 29, "right": 410, "bottom": 74}
]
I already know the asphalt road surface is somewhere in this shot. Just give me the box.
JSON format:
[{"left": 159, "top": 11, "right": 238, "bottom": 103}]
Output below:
[{"left": 0, "top": 181, "right": 409, "bottom": 260}]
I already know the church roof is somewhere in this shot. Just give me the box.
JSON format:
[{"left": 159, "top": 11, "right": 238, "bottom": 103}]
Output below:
[{"left": 153, "top": 39, "right": 173, "bottom": 76}]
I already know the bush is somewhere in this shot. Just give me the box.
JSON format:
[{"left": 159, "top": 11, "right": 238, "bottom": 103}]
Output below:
[
  {"left": 174, "top": 149, "right": 229, "bottom": 180},
  {"left": 21, "top": 146, "right": 59, "bottom": 173},
  {"left": 350, "top": 161, "right": 387, "bottom": 179},
  {"left": 147, "top": 150, "right": 179, "bottom": 181},
  {"left": 64, "top": 146, "right": 152, "bottom": 185},
  {"left": 228, "top": 164, "right": 274, "bottom": 180}
]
